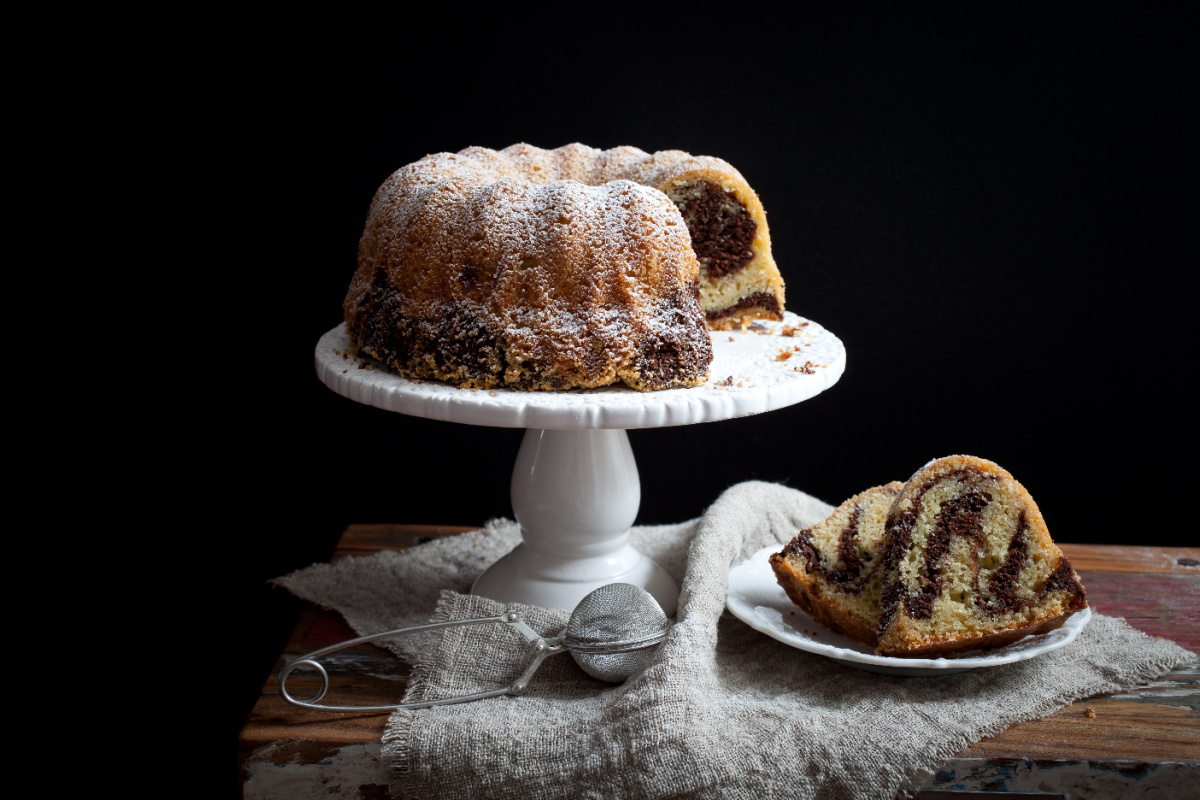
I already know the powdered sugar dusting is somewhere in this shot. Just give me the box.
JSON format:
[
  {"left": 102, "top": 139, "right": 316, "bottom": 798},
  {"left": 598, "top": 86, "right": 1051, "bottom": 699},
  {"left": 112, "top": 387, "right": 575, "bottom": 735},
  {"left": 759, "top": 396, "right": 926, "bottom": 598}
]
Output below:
[{"left": 348, "top": 144, "right": 718, "bottom": 391}]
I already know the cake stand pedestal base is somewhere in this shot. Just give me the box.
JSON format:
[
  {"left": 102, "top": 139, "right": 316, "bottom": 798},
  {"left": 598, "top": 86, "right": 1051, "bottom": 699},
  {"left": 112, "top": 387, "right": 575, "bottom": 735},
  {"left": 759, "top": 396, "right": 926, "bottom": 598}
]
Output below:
[
  {"left": 316, "top": 311, "right": 846, "bottom": 618},
  {"left": 471, "top": 429, "right": 679, "bottom": 615}
]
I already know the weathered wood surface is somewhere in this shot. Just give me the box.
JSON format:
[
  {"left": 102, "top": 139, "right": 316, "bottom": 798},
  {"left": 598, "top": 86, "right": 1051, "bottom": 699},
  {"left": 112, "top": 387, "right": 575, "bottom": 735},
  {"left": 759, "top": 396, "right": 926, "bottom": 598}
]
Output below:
[{"left": 240, "top": 526, "right": 1199, "bottom": 798}]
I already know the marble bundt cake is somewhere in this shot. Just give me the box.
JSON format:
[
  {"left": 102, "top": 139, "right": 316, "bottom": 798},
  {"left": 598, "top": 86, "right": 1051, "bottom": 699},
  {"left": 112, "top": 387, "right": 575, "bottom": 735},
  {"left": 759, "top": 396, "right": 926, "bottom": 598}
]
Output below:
[
  {"left": 770, "top": 483, "right": 903, "bottom": 646},
  {"left": 771, "top": 456, "right": 1087, "bottom": 657},
  {"left": 343, "top": 144, "right": 786, "bottom": 391},
  {"left": 875, "top": 455, "right": 1087, "bottom": 657}
]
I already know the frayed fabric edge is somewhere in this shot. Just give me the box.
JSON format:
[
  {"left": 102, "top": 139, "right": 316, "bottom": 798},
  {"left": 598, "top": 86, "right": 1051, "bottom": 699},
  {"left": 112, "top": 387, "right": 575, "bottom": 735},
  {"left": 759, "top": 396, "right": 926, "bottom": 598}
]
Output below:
[{"left": 381, "top": 589, "right": 460, "bottom": 782}]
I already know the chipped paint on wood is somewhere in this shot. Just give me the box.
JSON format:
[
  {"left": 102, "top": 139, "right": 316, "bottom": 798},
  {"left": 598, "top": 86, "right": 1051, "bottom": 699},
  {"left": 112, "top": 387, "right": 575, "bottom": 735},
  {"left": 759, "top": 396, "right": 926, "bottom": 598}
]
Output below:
[
  {"left": 1095, "top": 662, "right": 1199, "bottom": 711},
  {"left": 242, "top": 742, "right": 393, "bottom": 799},
  {"left": 927, "top": 757, "right": 1198, "bottom": 796}
]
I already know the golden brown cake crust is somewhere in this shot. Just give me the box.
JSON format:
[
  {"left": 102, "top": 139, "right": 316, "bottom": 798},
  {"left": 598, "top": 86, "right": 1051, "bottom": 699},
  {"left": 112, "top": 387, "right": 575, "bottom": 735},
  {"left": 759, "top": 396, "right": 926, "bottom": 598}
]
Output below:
[
  {"left": 344, "top": 144, "right": 786, "bottom": 391},
  {"left": 877, "top": 609, "right": 1075, "bottom": 658},
  {"left": 770, "top": 552, "right": 881, "bottom": 645}
]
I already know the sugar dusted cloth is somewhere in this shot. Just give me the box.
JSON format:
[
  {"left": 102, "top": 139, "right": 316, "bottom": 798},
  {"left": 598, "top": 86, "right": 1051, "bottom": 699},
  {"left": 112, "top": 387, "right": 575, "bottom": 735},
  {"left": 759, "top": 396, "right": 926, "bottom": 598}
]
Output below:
[{"left": 277, "top": 482, "right": 1194, "bottom": 799}]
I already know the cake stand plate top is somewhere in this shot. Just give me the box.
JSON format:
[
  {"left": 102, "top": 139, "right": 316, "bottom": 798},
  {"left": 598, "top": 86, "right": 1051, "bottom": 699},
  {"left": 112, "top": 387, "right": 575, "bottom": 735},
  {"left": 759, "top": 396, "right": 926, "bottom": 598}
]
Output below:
[{"left": 314, "top": 311, "right": 845, "bottom": 430}]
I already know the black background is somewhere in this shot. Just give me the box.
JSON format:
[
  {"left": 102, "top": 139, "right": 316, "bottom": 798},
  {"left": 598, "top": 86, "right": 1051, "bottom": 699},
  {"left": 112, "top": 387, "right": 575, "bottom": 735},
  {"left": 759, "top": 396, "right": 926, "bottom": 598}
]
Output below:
[{"left": 231, "top": 7, "right": 1193, "bottom": 751}]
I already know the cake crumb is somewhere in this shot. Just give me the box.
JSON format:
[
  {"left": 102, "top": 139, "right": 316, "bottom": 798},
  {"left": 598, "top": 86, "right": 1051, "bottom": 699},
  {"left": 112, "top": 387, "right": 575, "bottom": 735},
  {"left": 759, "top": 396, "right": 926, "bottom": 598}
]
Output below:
[
  {"left": 717, "top": 376, "right": 734, "bottom": 386},
  {"left": 342, "top": 369, "right": 348, "bottom": 374},
  {"left": 488, "top": 391, "right": 497, "bottom": 397},
  {"left": 775, "top": 350, "right": 794, "bottom": 361},
  {"left": 727, "top": 336, "right": 735, "bottom": 342},
  {"left": 737, "top": 381, "right": 744, "bottom": 387},
  {"left": 780, "top": 323, "right": 809, "bottom": 337},
  {"left": 1084, "top": 707, "right": 1096, "bottom": 718},
  {"left": 793, "top": 361, "right": 819, "bottom": 374}
]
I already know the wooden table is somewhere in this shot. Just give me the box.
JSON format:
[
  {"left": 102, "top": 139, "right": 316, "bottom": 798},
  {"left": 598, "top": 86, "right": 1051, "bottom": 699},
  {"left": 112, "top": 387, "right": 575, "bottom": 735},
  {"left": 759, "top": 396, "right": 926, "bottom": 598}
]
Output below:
[{"left": 239, "top": 526, "right": 1199, "bottom": 799}]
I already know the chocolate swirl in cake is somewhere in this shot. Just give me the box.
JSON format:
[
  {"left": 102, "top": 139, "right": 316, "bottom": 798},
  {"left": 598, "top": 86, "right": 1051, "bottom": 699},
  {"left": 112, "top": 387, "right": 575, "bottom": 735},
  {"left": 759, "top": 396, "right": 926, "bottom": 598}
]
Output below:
[
  {"left": 705, "top": 292, "right": 784, "bottom": 322},
  {"left": 783, "top": 507, "right": 874, "bottom": 592},
  {"left": 782, "top": 484, "right": 903, "bottom": 596},
  {"left": 672, "top": 181, "right": 759, "bottom": 279},
  {"left": 878, "top": 467, "right": 1085, "bottom": 638},
  {"left": 902, "top": 491, "right": 990, "bottom": 620}
]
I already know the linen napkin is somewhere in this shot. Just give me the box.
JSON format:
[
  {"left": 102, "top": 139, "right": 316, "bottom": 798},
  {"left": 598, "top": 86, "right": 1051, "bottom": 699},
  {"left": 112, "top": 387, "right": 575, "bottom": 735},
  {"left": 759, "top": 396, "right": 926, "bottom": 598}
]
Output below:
[{"left": 277, "top": 481, "right": 1194, "bottom": 799}]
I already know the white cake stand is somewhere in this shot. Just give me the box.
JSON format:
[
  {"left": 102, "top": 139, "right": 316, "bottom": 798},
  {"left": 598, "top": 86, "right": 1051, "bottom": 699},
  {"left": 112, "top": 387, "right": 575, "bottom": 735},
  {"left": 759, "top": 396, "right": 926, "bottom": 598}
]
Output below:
[{"left": 315, "top": 311, "right": 845, "bottom": 615}]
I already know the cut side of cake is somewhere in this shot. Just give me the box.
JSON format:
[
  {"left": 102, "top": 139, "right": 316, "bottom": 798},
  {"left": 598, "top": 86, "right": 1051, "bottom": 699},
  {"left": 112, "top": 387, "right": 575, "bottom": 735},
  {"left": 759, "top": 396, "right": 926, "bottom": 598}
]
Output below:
[
  {"left": 875, "top": 455, "right": 1087, "bottom": 657},
  {"left": 769, "top": 483, "right": 903, "bottom": 647},
  {"left": 770, "top": 456, "right": 1088, "bottom": 658},
  {"left": 609, "top": 149, "right": 785, "bottom": 329}
]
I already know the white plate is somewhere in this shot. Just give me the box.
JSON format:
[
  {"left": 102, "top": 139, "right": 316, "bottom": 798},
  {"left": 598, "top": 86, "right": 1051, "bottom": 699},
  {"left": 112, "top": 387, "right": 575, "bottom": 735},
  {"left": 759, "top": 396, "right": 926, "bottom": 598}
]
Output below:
[
  {"left": 726, "top": 545, "right": 1091, "bottom": 676},
  {"left": 315, "top": 312, "right": 845, "bottom": 430}
]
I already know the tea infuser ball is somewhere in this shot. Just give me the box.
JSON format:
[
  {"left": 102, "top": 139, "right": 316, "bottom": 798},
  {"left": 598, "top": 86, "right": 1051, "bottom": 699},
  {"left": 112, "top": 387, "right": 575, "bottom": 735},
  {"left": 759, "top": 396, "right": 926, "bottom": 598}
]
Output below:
[{"left": 279, "top": 582, "right": 674, "bottom": 712}]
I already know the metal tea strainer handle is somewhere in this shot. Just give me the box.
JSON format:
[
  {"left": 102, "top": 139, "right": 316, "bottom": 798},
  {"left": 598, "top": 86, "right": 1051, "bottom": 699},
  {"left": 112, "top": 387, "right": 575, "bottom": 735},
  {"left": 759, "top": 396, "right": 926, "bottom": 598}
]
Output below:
[{"left": 279, "top": 582, "right": 673, "bottom": 713}]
